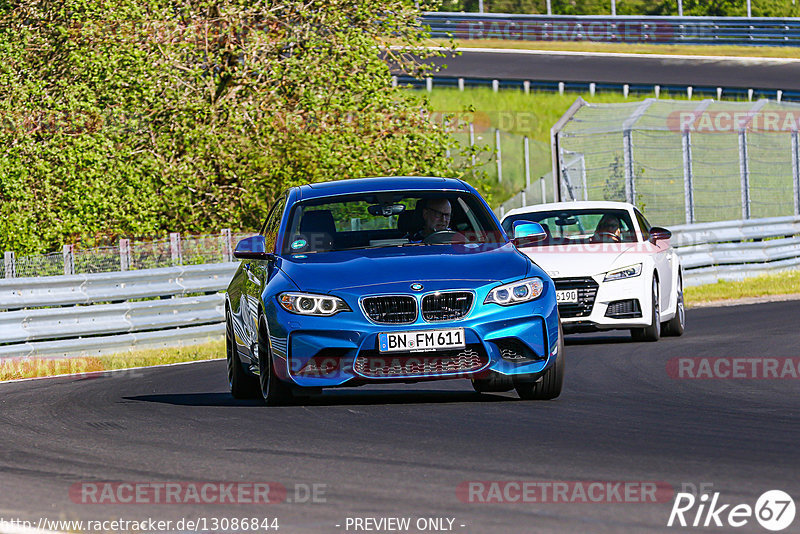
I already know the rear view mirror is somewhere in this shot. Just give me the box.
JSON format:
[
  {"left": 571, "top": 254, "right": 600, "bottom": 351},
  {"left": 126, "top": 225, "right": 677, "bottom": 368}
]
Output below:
[
  {"left": 649, "top": 226, "right": 672, "bottom": 243},
  {"left": 234, "top": 235, "right": 272, "bottom": 260},
  {"left": 368, "top": 204, "right": 406, "bottom": 217},
  {"left": 511, "top": 221, "right": 547, "bottom": 248}
]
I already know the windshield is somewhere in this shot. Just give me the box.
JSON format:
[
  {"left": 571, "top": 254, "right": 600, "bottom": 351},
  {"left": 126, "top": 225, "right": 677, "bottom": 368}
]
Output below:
[
  {"left": 503, "top": 209, "right": 638, "bottom": 246},
  {"left": 283, "top": 191, "right": 504, "bottom": 254}
]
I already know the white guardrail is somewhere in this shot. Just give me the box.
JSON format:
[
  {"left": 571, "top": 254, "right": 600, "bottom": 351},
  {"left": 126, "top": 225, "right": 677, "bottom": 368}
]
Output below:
[
  {"left": 1, "top": 216, "right": 799, "bottom": 358},
  {"left": 0, "top": 263, "right": 237, "bottom": 359}
]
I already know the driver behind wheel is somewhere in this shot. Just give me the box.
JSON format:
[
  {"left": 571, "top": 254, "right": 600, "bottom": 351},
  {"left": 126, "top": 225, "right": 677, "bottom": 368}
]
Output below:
[
  {"left": 409, "top": 198, "right": 452, "bottom": 241},
  {"left": 591, "top": 214, "right": 622, "bottom": 243}
]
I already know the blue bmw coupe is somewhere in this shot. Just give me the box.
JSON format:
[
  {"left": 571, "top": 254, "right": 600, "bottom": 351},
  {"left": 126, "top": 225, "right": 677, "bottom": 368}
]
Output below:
[{"left": 225, "top": 177, "right": 563, "bottom": 404}]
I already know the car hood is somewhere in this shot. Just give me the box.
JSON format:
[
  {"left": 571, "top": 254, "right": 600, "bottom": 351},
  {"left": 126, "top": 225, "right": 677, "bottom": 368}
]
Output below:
[
  {"left": 280, "top": 243, "right": 530, "bottom": 293},
  {"left": 521, "top": 242, "right": 652, "bottom": 279}
]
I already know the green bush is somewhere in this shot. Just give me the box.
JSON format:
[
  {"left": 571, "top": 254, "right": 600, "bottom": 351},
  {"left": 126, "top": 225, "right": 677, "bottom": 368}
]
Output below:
[{"left": 0, "top": 0, "right": 486, "bottom": 254}]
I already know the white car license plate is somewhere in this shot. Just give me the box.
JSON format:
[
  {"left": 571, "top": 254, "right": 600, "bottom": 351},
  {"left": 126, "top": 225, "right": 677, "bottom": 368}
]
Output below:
[
  {"left": 556, "top": 289, "right": 579, "bottom": 304},
  {"left": 378, "top": 328, "right": 466, "bottom": 353}
]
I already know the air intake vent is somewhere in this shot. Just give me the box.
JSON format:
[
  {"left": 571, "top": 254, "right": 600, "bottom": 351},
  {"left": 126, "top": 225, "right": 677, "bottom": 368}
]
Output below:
[
  {"left": 354, "top": 346, "right": 488, "bottom": 378},
  {"left": 421, "top": 291, "right": 473, "bottom": 322},
  {"left": 362, "top": 296, "right": 417, "bottom": 324},
  {"left": 605, "top": 299, "right": 642, "bottom": 319}
]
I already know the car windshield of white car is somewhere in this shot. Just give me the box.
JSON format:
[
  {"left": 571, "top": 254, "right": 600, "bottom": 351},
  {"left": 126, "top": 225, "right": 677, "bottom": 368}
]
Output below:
[
  {"left": 503, "top": 209, "right": 637, "bottom": 245},
  {"left": 283, "top": 192, "right": 505, "bottom": 253}
]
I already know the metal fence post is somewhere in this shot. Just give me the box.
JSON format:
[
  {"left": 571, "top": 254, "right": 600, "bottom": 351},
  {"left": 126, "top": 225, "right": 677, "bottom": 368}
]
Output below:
[
  {"left": 4, "top": 251, "right": 15, "bottom": 278},
  {"left": 623, "top": 129, "right": 636, "bottom": 205},
  {"left": 222, "top": 228, "right": 234, "bottom": 262},
  {"left": 682, "top": 130, "right": 695, "bottom": 224},
  {"left": 523, "top": 136, "right": 531, "bottom": 194},
  {"left": 63, "top": 245, "right": 75, "bottom": 276},
  {"left": 736, "top": 100, "right": 767, "bottom": 220},
  {"left": 540, "top": 177, "right": 546, "bottom": 204},
  {"left": 468, "top": 123, "right": 476, "bottom": 166},
  {"left": 792, "top": 129, "right": 800, "bottom": 216},
  {"left": 495, "top": 128, "right": 502, "bottom": 183},
  {"left": 119, "top": 239, "right": 131, "bottom": 271},
  {"left": 170, "top": 233, "right": 183, "bottom": 265},
  {"left": 738, "top": 128, "right": 751, "bottom": 219},
  {"left": 619, "top": 98, "right": 655, "bottom": 206}
]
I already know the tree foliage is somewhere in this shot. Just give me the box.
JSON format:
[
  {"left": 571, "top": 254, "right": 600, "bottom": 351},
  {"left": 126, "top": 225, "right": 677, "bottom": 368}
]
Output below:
[{"left": 0, "top": 0, "right": 477, "bottom": 253}]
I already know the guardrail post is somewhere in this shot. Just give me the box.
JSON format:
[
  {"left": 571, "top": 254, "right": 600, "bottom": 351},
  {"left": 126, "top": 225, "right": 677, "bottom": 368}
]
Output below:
[
  {"left": 222, "top": 229, "right": 234, "bottom": 262},
  {"left": 458, "top": 78, "right": 464, "bottom": 91},
  {"left": 495, "top": 128, "right": 502, "bottom": 183},
  {"left": 426, "top": 77, "right": 432, "bottom": 92},
  {"left": 739, "top": 128, "right": 751, "bottom": 219},
  {"left": 523, "top": 81, "right": 530, "bottom": 95},
  {"left": 170, "top": 233, "right": 183, "bottom": 265},
  {"left": 792, "top": 129, "right": 800, "bottom": 216},
  {"left": 63, "top": 245, "right": 74, "bottom": 276},
  {"left": 119, "top": 239, "right": 131, "bottom": 271},
  {"left": 4, "top": 251, "right": 15, "bottom": 278}
]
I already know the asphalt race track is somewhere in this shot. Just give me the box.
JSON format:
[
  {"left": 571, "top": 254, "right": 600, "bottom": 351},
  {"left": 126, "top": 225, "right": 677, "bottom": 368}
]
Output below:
[
  {"left": 426, "top": 49, "right": 800, "bottom": 91},
  {"left": 1, "top": 301, "right": 799, "bottom": 533}
]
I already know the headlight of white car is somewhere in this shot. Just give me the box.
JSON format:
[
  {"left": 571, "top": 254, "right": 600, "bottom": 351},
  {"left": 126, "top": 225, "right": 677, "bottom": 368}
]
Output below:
[
  {"left": 604, "top": 263, "right": 642, "bottom": 282},
  {"left": 484, "top": 278, "right": 544, "bottom": 306},
  {"left": 278, "top": 292, "right": 351, "bottom": 316}
]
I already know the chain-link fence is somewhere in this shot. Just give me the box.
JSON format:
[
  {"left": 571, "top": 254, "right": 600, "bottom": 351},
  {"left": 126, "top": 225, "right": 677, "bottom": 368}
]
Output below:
[
  {"left": 540, "top": 98, "right": 800, "bottom": 227},
  {"left": 2, "top": 231, "right": 254, "bottom": 279}
]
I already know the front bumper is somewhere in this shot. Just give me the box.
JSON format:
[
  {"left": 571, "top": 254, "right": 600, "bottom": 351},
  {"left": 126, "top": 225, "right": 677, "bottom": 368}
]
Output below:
[
  {"left": 556, "top": 272, "right": 653, "bottom": 332},
  {"left": 265, "top": 291, "right": 560, "bottom": 388}
]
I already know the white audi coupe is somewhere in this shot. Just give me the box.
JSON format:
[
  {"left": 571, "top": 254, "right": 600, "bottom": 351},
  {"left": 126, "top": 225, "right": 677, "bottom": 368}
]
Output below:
[{"left": 502, "top": 201, "right": 684, "bottom": 341}]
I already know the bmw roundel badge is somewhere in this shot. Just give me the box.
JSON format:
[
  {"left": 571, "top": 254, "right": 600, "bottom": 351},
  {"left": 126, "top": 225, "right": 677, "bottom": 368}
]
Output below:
[{"left": 410, "top": 283, "right": 424, "bottom": 291}]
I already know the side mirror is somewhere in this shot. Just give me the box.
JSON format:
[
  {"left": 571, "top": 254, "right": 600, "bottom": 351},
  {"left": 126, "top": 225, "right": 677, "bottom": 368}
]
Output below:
[
  {"left": 511, "top": 221, "right": 547, "bottom": 248},
  {"left": 649, "top": 226, "right": 672, "bottom": 244},
  {"left": 234, "top": 235, "right": 273, "bottom": 260}
]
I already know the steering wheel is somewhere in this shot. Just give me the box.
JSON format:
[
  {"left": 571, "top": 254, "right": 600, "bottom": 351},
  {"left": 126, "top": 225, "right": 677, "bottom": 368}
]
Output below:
[
  {"left": 422, "top": 230, "right": 464, "bottom": 245},
  {"left": 591, "top": 231, "right": 621, "bottom": 243}
]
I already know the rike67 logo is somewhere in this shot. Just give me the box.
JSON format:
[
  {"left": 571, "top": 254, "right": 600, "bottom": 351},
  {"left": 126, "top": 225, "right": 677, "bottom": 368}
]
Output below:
[{"left": 668, "top": 490, "right": 796, "bottom": 531}]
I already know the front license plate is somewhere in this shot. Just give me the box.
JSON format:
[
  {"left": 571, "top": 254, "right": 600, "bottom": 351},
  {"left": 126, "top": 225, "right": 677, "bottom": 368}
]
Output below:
[
  {"left": 556, "top": 289, "right": 579, "bottom": 304},
  {"left": 378, "top": 328, "right": 466, "bottom": 353}
]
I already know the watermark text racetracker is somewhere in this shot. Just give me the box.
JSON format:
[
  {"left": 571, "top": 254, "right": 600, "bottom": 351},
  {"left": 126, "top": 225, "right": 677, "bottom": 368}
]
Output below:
[
  {"left": 457, "top": 480, "right": 674, "bottom": 504},
  {"left": 667, "top": 357, "right": 800, "bottom": 379},
  {"left": 69, "top": 481, "right": 327, "bottom": 504}
]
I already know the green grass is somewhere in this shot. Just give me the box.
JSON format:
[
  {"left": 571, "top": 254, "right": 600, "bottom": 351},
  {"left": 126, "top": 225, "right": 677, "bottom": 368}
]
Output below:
[
  {"left": 436, "top": 39, "right": 800, "bottom": 59},
  {"left": 685, "top": 270, "right": 800, "bottom": 306},
  {"left": 0, "top": 338, "right": 224, "bottom": 381}
]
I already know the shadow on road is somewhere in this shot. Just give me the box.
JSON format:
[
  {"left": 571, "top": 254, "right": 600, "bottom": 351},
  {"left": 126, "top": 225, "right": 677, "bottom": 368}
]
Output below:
[{"left": 124, "top": 389, "right": 517, "bottom": 407}]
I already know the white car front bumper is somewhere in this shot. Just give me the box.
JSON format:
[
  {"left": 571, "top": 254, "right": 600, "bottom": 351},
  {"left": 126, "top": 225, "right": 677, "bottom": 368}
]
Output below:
[{"left": 555, "top": 272, "right": 653, "bottom": 331}]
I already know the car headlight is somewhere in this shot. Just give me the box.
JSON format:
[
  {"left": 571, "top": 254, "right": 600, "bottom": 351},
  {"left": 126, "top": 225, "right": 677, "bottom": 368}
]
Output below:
[
  {"left": 484, "top": 278, "right": 544, "bottom": 306},
  {"left": 278, "top": 292, "right": 351, "bottom": 316},
  {"left": 604, "top": 263, "right": 642, "bottom": 282}
]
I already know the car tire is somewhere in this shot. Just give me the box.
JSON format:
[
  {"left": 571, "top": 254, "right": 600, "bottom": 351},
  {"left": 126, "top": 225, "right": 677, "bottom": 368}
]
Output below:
[
  {"left": 471, "top": 371, "right": 514, "bottom": 393},
  {"left": 257, "top": 317, "right": 294, "bottom": 406},
  {"left": 631, "top": 276, "right": 661, "bottom": 342},
  {"left": 227, "top": 312, "right": 260, "bottom": 399},
  {"left": 514, "top": 322, "right": 564, "bottom": 400},
  {"left": 662, "top": 276, "right": 685, "bottom": 337}
]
